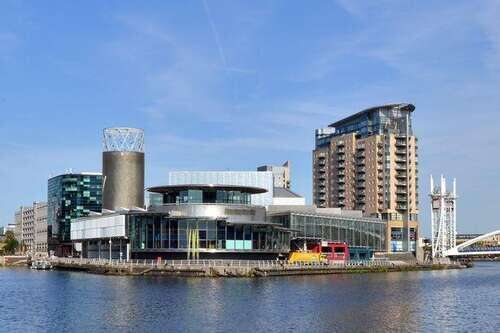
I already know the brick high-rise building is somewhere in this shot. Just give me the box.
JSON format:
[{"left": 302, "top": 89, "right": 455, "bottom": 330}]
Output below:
[{"left": 313, "top": 103, "right": 419, "bottom": 252}]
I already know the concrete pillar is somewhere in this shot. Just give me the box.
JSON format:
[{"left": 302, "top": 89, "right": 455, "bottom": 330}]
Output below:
[{"left": 126, "top": 243, "right": 131, "bottom": 261}]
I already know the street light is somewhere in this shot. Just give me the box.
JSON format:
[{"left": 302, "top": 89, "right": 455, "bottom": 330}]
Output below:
[{"left": 109, "top": 238, "right": 112, "bottom": 262}]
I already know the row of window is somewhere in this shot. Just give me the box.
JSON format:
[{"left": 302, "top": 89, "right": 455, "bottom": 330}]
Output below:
[
  {"left": 163, "top": 189, "right": 251, "bottom": 205},
  {"left": 129, "top": 217, "right": 290, "bottom": 252}
]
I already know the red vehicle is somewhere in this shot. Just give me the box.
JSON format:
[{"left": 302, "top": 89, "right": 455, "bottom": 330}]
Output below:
[{"left": 311, "top": 242, "right": 349, "bottom": 262}]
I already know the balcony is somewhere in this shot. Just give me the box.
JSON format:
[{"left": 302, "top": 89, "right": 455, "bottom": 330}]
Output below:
[
  {"left": 338, "top": 170, "right": 345, "bottom": 176},
  {"left": 396, "top": 196, "right": 407, "bottom": 203},
  {"left": 337, "top": 178, "right": 345, "bottom": 184},
  {"left": 338, "top": 163, "right": 345, "bottom": 169},
  {"left": 358, "top": 174, "right": 366, "bottom": 181},
  {"left": 356, "top": 151, "right": 365, "bottom": 157},
  {"left": 396, "top": 140, "right": 406, "bottom": 147},
  {"left": 395, "top": 149, "right": 406, "bottom": 155},
  {"left": 396, "top": 172, "right": 407, "bottom": 179},
  {"left": 357, "top": 167, "right": 366, "bottom": 173},
  {"left": 356, "top": 182, "right": 365, "bottom": 189},
  {"left": 397, "top": 204, "right": 408, "bottom": 210},
  {"left": 395, "top": 164, "right": 406, "bottom": 171},
  {"left": 356, "top": 204, "right": 366, "bottom": 211}
]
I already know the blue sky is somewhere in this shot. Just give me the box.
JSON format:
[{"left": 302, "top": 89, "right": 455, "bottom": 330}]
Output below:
[{"left": 1, "top": 0, "right": 499, "bottom": 236}]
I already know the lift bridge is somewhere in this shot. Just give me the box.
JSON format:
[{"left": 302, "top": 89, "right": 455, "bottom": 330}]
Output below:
[
  {"left": 431, "top": 175, "right": 500, "bottom": 258},
  {"left": 445, "top": 230, "right": 500, "bottom": 257}
]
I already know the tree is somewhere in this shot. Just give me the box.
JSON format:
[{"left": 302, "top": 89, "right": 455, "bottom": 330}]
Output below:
[{"left": 3, "top": 231, "right": 18, "bottom": 255}]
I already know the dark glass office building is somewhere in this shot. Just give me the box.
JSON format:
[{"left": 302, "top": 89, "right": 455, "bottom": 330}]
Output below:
[{"left": 47, "top": 172, "right": 102, "bottom": 255}]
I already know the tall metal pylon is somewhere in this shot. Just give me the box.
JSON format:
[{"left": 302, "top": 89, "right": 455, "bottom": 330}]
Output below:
[{"left": 430, "top": 175, "right": 457, "bottom": 258}]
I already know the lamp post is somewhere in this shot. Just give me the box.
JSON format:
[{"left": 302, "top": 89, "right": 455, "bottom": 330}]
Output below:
[{"left": 109, "top": 238, "right": 112, "bottom": 262}]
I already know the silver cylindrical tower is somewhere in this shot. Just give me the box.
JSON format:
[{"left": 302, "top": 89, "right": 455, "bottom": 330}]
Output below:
[{"left": 102, "top": 127, "right": 145, "bottom": 211}]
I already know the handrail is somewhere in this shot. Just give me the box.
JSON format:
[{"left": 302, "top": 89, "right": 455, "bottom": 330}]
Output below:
[{"left": 49, "top": 257, "right": 396, "bottom": 269}]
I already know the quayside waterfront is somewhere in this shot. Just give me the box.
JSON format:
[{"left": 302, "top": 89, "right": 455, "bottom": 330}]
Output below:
[
  {"left": 48, "top": 257, "right": 466, "bottom": 277},
  {"left": 1, "top": 262, "right": 498, "bottom": 332}
]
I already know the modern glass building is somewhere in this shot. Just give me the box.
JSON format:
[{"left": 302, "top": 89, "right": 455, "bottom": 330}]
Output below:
[
  {"left": 72, "top": 184, "right": 291, "bottom": 260},
  {"left": 169, "top": 171, "right": 274, "bottom": 206},
  {"left": 269, "top": 209, "right": 387, "bottom": 252},
  {"left": 47, "top": 172, "right": 102, "bottom": 255}
]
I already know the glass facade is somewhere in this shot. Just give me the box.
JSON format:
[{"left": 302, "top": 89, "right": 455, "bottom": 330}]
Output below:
[
  {"left": 161, "top": 188, "right": 251, "bottom": 205},
  {"left": 391, "top": 227, "right": 416, "bottom": 252},
  {"left": 315, "top": 104, "right": 415, "bottom": 147},
  {"left": 128, "top": 215, "right": 289, "bottom": 253},
  {"left": 271, "top": 213, "right": 386, "bottom": 252},
  {"left": 47, "top": 173, "right": 102, "bottom": 243},
  {"left": 169, "top": 171, "right": 274, "bottom": 206},
  {"left": 332, "top": 106, "right": 413, "bottom": 138}
]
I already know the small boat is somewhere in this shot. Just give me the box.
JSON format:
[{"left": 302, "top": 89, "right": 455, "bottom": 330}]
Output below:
[{"left": 31, "top": 260, "right": 52, "bottom": 270}]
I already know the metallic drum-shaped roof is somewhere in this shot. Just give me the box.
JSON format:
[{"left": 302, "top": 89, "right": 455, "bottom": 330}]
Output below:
[{"left": 147, "top": 184, "right": 268, "bottom": 194}]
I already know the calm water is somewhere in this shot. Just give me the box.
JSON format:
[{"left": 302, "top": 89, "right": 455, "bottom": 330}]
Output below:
[{"left": 0, "top": 262, "right": 499, "bottom": 332}]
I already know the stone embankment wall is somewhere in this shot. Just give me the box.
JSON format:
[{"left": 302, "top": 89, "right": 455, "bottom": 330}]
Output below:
[{"left": 50, "top": 259, "right": 466, "bottom": 278}]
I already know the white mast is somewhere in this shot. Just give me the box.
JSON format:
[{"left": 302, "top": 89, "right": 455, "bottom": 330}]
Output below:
[{"left": 430, "top": 175, "right": 457, "bottom": 258}]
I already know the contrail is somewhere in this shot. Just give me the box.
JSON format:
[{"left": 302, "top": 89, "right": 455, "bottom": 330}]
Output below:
[{"left": 202, "top": 0, "right": 227, "bottom": 67}]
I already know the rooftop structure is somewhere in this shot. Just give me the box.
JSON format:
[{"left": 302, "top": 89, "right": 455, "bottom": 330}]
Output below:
[
  {"left": 272, "top": 187, "right": 306, "bottom": 206},
  {"left": 257, "top": 161, "right": 291, "bottom": 189},
  {"left": 169, "top": 171, "right": 274, "bottom": 206}
]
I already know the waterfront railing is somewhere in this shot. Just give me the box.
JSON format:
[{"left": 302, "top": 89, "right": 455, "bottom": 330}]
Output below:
[{"left": 50, "top": 257, "right": 397, "bottom": 269}]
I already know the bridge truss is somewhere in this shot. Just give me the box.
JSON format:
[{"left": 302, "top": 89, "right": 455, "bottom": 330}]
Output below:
[{"left": 446, "top": 230, "right": 500, "bottom": 256}]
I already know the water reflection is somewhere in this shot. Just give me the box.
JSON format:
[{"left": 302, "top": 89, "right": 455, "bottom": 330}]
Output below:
[{"left": 1, "top": 263, "right": 499, "bottom": 332}]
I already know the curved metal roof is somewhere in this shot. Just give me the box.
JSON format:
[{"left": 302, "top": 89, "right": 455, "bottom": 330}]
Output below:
[
  {"left": 329, "top": 103, "right": 415, "bottom": 128},
  {"left": 147, "top": 184, "right": 268, "bottom": 194}
]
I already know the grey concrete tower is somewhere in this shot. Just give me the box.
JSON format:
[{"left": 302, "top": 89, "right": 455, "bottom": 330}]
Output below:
[{"left": 102, "top": 127, "right": 145, "bottom": 211}]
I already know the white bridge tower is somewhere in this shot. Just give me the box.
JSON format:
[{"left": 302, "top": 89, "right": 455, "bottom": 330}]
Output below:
[{"left": 430, "top": 175, "right": 457, "bottom": 258}]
